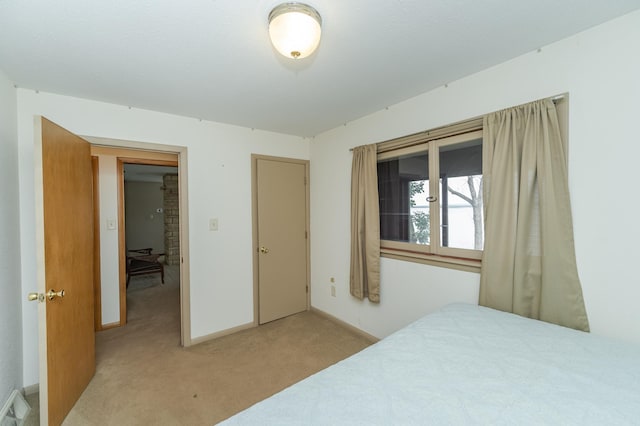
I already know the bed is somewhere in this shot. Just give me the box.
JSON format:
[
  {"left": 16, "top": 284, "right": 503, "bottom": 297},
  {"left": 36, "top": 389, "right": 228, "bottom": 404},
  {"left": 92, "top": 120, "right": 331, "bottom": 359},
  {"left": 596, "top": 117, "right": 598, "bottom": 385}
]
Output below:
[{"left": 220, "top": 304, "right": 640, "bottom": 425}]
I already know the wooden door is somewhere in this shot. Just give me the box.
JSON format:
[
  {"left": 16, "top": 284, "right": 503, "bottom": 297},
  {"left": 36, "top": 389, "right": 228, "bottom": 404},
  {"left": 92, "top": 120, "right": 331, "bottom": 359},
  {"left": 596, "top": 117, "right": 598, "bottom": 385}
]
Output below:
[
  {"left": 34, "top": 117, "right": 95, "bottom": 425},
  {"left": 256, "top": 158, "right": 308, "bottom": 324}
]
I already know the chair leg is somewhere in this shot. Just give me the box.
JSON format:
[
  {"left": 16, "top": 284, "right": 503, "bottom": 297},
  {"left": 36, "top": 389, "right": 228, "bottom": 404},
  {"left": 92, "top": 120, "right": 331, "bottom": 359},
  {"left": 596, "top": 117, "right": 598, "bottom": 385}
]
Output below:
[{"left": 160, "top": 264, "right": 164, "bottom": 284}]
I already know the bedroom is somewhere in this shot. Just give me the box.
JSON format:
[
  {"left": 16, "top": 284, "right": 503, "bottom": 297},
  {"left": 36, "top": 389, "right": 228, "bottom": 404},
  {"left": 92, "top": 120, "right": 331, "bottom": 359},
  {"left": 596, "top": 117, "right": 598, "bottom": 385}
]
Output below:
[{"left": 1, "top": 1, "right": 640, "bottom": 424}]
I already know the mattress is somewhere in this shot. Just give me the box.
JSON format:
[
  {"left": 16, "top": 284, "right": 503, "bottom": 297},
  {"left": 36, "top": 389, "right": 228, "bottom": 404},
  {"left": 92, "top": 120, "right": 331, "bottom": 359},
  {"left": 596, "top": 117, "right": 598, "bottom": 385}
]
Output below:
[{"left": 220, "top": 304, "right": 640, "bottom": 425}]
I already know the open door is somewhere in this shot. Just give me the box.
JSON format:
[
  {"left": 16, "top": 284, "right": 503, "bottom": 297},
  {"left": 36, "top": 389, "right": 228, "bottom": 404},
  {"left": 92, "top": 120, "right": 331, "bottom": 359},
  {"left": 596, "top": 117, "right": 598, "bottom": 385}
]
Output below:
[{"left": 33, "top": 117, "right": 95, "bottom": 425}]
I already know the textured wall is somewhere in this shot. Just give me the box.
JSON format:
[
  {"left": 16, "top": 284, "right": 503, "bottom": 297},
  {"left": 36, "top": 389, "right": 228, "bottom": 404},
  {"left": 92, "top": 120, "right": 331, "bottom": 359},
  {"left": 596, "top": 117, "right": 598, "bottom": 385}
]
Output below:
[
  {"left": 17, "top": 89, "right": 310, "bottom": 386},
  {"left": 0, "top": 70, "right": 22, "bottom": 403},
  {"left": 125, "top": 181, "right": 165, "bottom": 253},
  {"left": 311, "top": 10, "right": 640, "bottom": 342}
]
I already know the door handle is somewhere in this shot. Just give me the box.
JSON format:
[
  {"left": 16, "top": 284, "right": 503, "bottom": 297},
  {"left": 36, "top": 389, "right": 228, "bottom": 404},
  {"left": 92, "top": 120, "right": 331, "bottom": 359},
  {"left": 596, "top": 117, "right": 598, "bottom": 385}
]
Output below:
[
  {"left": 27, "top": 289, "right": 65, "bottom": 302},
  {"left": 259, "top": 247, "right": 269, "bottom": 254},
  {"left": 47, "top": 289, "right": 65, "bottom": 300}
]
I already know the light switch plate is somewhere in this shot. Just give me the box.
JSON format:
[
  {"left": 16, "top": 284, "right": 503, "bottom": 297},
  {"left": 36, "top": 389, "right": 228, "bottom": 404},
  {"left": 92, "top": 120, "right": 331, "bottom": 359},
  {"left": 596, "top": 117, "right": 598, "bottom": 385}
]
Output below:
[
  {"left": 106, "top": 219, "right": 116, "bottom": 230},
  {"left": 209, "top": 218, "right": 218, "bottom": 231}
]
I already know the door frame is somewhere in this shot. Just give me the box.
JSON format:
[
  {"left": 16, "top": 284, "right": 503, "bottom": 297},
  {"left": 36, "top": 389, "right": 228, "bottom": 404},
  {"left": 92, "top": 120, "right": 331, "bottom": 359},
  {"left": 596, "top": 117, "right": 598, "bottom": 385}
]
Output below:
[
  {"left": 117, "top": 156, "right": 179, "bottom": 326},
  {"left": 87, "top": 137, "right": 192, "bottom": 346},
  {"left": 251, "top": 154, "right": 311, "bottom": 326},
  {"left": 92, "top": 156, "right": 102, "bottom": 332}
]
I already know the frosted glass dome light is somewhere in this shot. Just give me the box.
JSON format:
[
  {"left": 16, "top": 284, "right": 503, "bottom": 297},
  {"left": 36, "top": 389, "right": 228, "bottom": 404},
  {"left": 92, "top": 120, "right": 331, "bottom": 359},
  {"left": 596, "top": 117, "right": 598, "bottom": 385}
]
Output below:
[{"left": 268, "top": 3, "right": 322, "bottom": 59}]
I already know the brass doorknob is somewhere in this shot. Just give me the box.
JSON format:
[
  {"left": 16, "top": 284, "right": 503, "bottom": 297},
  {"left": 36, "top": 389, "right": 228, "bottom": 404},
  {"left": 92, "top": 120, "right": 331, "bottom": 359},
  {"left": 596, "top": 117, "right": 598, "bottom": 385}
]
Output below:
[
  {"left": 47, "top": 289, "right": 65, "bottom": 300},
  {"left": 259, "top": 247, "right": 269, "bottom": 254}
]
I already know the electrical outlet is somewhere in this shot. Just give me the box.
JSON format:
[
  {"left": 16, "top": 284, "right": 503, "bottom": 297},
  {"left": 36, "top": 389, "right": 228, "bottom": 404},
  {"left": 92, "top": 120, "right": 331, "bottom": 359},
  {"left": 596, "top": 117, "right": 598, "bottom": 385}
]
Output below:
[{"left": 331, "top": 285, "right": 336, "bottom": 297}]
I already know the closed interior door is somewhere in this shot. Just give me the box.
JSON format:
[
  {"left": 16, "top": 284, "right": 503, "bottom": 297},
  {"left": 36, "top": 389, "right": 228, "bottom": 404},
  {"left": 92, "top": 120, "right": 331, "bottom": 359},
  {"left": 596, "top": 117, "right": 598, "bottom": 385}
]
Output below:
[
  {"left": 256, "top": 158, "right": 308, "bottom": 324},
  {"left": 35, "top": 117, "right": 96, "bottom": 425}
]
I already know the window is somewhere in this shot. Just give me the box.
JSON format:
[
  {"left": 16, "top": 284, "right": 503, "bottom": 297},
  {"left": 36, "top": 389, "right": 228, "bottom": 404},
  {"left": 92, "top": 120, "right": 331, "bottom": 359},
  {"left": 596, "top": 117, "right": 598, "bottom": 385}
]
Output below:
[{"left": 377, "top": 129, "right": 483, "bottom": 266}]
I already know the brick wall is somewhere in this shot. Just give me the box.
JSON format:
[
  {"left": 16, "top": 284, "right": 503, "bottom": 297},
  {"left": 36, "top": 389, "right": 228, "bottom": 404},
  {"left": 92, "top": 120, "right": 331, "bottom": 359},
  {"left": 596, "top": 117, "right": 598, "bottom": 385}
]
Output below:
[{"left": 163, "top": 174, "right": 180, "bottom": 265}]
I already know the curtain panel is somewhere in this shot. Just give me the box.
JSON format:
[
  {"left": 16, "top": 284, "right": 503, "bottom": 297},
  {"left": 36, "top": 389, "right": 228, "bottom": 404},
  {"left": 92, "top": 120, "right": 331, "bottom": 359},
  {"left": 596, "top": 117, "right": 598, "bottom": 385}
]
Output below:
[
  {"left": 480, "top": 98, "right": 589, "bottom": 332},
  {"left": 350, "top": 144, "right": 381, "bottom": 302}
]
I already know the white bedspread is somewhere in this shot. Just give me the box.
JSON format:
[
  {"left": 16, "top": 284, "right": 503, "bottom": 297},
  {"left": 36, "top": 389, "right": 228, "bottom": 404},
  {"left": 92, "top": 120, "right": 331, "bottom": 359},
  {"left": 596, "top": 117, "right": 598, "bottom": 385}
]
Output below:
[{"left": 220, "top": 304, "right": 640, "bottom": 425}]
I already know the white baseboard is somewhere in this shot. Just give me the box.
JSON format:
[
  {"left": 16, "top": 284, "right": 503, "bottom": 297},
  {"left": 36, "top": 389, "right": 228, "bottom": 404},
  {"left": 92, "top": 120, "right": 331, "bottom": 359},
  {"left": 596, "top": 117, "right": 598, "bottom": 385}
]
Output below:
[
  {"left": 310, "top": 307, "right": 379, "bottom": 343},
  {"left": 22, "top": 384, "right": 39, "bottom": 396},
  {"left": 188, "top": 321, "right": 256, "bottom": 347}
]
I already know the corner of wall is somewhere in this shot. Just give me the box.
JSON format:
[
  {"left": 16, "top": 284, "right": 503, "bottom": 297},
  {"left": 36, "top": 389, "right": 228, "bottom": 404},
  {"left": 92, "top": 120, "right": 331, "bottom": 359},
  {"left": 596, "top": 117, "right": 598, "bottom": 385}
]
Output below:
[{"left": 0, "top": 69, "right": 24, "bottom": 402}]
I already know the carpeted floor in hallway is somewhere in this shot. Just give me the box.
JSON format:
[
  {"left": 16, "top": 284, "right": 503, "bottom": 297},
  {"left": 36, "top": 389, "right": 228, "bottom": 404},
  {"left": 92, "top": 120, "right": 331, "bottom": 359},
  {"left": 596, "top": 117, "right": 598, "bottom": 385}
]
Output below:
[{"left": 47, "top": 266, "right": 375, "bottom": 425}]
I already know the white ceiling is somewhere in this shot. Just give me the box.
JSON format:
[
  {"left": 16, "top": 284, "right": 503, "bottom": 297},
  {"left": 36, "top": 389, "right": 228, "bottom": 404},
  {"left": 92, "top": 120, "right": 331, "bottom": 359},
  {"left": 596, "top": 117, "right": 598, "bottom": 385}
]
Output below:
[{"left": 1, "top": 1, "right": 639, "bottom": 137}]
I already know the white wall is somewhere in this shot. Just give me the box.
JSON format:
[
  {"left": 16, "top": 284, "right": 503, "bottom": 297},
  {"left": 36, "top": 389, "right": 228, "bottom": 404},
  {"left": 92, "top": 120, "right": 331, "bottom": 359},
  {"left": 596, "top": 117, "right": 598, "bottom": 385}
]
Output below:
[
  {"left": 311, "top": 10, "right": 640, "bottom": 343},
  {"left": 13, "top": 7, "right": 640, "bottom": 390},
  {"left": 124, "top": 181, "right": 166, "bottom": 254},
  {"left": 96, "top": 155, "right": 120, "bottom": 325},
  {"left": 0, "top": 70, "right": 23, "bottom": 402},
  {"left": 17, "top": 91, "right": 310, "bottom": 386}
]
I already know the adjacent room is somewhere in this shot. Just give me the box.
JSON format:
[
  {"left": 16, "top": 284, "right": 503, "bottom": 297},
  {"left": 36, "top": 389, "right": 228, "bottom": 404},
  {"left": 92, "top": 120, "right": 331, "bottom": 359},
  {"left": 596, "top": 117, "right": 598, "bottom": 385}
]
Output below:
[{"left": 1, "top": 1, "right": 640, "bottom": 425}]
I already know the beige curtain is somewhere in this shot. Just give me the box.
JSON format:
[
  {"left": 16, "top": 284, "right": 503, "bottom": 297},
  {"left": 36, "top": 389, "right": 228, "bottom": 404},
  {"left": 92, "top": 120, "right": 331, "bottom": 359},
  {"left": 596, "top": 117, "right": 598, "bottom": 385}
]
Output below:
[
  {"left": 350, "top": 144, "right": 380, "bottom": 303},
  {"left": 480, "top": 98, "right": 589, "bottom": 331}
]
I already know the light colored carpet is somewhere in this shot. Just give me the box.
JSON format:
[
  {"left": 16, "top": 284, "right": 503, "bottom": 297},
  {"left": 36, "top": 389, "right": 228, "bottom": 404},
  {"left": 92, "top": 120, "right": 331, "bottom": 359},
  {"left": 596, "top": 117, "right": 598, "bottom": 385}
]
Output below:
[
  {"left": 23, "top": 392, "right": 38, "bottom": 426},
  {"left": 33, "top": 266, "right": 375, "bottom": 425}
]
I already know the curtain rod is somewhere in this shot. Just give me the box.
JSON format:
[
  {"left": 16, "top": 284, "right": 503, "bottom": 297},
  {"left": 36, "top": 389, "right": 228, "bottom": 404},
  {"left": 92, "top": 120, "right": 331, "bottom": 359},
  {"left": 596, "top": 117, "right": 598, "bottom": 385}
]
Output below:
[{"left": 349, "top": 93, "right": 567, "bottom": 152}]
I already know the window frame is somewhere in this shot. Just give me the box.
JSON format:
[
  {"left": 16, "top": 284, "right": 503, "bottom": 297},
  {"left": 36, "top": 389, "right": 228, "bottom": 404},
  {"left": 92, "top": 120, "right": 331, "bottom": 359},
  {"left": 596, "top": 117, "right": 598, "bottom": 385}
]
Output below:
[
  {"left": 377, "top": 128, "right": 484, "bottom": 271},
  {"left": 374, "top": 94, "right": 568, "bottom": 272}
]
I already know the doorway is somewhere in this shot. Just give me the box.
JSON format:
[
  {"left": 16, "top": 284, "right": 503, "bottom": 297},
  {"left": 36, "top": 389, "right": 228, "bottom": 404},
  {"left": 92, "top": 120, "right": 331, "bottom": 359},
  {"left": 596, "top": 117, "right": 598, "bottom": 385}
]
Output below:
[
  {"left": 118, "top": 157, "right": 178, "bottom": 328},
  {"left": 33, "top": 120, "right": 192, "bottom": 424},
  {"left": 88, "top": 140, "right": 191, "bottom": 346},
  {"left": 252, "top": 155, "right": 310, "bottom": 325},
  {"left": 122, "top": 163, "right": 179, "bottom": 316}
]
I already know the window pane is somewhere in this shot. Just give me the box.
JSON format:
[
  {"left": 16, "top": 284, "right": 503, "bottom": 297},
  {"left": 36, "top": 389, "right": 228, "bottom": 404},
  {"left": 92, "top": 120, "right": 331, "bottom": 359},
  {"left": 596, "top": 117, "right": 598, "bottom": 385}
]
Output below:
[
  {"left": 378, "top": 151, "right": 430, "bottom": 245},
  {"left": 439, "top": 138, "right": 483, "bottom": 250}
]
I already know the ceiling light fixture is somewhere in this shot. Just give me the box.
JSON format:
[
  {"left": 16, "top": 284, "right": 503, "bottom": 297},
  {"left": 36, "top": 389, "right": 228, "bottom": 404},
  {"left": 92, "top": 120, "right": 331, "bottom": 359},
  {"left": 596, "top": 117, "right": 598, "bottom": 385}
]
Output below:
[{"left": 268, "top": 2, "right": 322, "bottom": 59}]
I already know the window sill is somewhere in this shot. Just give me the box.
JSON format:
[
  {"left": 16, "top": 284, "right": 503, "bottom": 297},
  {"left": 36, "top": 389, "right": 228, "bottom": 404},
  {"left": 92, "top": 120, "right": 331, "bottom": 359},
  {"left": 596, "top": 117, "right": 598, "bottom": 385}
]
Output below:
[{"left": 380, "top": 248, "right": 481, "bottom": 273}]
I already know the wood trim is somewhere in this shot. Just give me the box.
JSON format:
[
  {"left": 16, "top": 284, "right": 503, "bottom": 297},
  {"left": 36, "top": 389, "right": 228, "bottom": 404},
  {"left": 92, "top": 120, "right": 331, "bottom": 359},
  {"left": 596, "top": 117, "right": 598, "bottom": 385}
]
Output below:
[
  {"left": 118, "top": 157, "right": 178, "bottom": 167},
  {"left": 380, "top": 249, "right": 481, "bottom": 273},
  {"left": 251, "top": 156, "right": 259, "bottom": 327},
  {"left": 376, "top": 117, "right": 483, "bottom": 154},
  {"left": 117, "top": 155, "right": 178, "bottom": 327},
  {"left": 178, "top": 152, "right": 191, "bottom": 347},
  {"left": 90, "top": 145, "right": 178, "bottom": 161},
  {"left": 115, "top": 157, "right": 178, "bottom": 328},
  {"left": 92, "top": 156, "right": 102, "bottom": 331},
  {"left": 310, "top": 307, "right": 379, "bottom": 343},
  {"left": 189, "top": 321, "right": 256, "bottom": 346},
  {"left": 305, "top": 161, "right": 311, "bottom": 311},
  {"left": 99, "top": 321, "right": 122, "bottom": 331},
  {"left": 117, "top": 159, "right": 127, "bottom": 326},
  {"left": 89, "top": 137, "right": 189, "bottom": 345}
]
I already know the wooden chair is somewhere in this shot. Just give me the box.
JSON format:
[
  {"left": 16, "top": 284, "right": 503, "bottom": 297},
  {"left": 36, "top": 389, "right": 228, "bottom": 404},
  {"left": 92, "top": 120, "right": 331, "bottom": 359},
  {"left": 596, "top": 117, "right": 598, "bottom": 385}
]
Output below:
[{"left": 126, "top": 248, "right": 164, "bottom": 288}]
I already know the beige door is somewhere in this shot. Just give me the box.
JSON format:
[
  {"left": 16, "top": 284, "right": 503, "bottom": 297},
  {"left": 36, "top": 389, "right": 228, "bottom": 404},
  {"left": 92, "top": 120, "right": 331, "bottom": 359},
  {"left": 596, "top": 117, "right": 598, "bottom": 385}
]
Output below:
[
  {"left": 256, "top": 157, "right": 309, "bottom": 324},
  {"left": 34, "top": 117, "right": 95, "bottom": 425}
]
